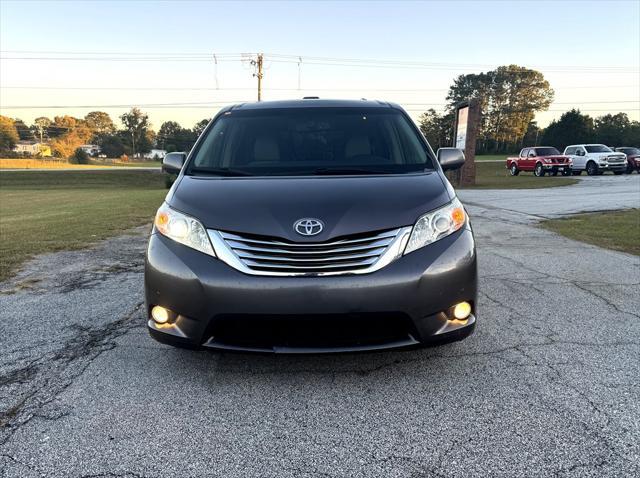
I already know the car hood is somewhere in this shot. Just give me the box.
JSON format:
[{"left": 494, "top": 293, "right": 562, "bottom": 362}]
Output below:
[
  {"left": 589, "top": 152, "right": 625, "bottom": 158},
  {"left": 168, "top": 173, "right": 451, "bottom": 241}
]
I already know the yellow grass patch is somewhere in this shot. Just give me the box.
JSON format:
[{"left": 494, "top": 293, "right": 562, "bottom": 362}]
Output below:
[{"left": 0, "top": 158, "right": 110, "bottom": 169}]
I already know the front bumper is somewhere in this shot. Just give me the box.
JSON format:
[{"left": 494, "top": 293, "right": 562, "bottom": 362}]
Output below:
[
  {"left": 598, "top": 162, "right": 627, "bottom": 170},
  {"left": 144, "top": 227, "right": 478, "bottom": 353},
  {"left": 541, "top": 164, "right": 570, "bottom": 170}
]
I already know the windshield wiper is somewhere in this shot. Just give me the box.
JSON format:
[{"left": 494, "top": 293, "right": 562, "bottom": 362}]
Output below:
[
  {"left": 312, "top": 167, "right": 431, "bottom": 175},
  {"left": 189, "top": 167, "right": 254, "bottom": 177},
  {"left": 312, "top": 167, "right": 392, "bottom": 176}
]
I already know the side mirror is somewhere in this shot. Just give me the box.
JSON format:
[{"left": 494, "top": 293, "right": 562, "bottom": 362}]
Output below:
[
  {"left": 437, "top": 148, "right": 465, "bottom": 171},
  {"left": 162, "top": 152, "right": 186, "bottom": 174}
]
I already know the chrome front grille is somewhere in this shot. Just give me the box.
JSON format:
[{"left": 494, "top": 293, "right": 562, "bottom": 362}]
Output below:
[{"left": 208, "top": 227, "right": 412, "bottom": 276}]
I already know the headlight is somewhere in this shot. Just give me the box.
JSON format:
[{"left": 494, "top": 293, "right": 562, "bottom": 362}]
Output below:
[
  {"left": 154, "top": 203, "right": 215, "bottom": 257},
  {"left": 543, "top": 158, "right": 551, "bottom": 163},
  {"left": 404, "top": 198, "right": 466, "bottom": 255}
]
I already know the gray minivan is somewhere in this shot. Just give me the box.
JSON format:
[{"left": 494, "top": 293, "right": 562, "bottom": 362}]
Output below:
[{"left": 145, "top": 99, "right": 477, "bottom": 353}]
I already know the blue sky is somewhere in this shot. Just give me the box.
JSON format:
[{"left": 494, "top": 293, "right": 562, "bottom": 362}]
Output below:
[{"left": 1, "top": 0, "right": 638, "bottom": 128}]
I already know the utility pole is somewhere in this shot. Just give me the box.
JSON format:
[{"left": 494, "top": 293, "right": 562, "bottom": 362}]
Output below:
[{"left": 251, "top": 53, "right": 264, "bottom": 101}]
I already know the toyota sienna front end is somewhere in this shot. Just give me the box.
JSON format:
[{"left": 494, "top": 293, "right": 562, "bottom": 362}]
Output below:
[{"left": 145, "top": 99, "right": 477, "bottom": 353}]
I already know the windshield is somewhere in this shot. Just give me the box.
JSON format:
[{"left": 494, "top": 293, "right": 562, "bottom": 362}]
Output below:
[
  {"left": 534, "top": 147, "right": 561, "bottom": 156},
  {"left": 186, "top": 108, "right": 434, "bottom": 176},
  {"left": 585, "top": 145, "right": 613, "bottom": 153},
  {"left": 619, "top": 147, "right": 640, "bottom": 155}
]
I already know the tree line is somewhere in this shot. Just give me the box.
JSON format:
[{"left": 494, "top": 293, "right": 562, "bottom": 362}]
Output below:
[
  {"left": 0, "top": 109, "right": 210, "bottom": 159},
  {"left": 1, "top": 64, "right": 638, "bottom": 159},
  {"left": 419, "top": 64, "right": 639, "bottom": 153}
]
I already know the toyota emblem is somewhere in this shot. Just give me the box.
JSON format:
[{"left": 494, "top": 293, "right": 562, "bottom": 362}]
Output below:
[{"left": 294, "top": 218, "right": 324, "bottom": 236}]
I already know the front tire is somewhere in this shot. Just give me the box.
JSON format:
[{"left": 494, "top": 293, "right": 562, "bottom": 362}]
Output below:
[
  {"left": 562, "top": 169, "right": 572, "bottom": 176},
  {"left": 509, "top": 164, "right": 520, "bottom": 176},
  {"left": 534, "top": 163, "right": 545, "bottom": 177},
  {"left": 586, "top": 161, "right": 599, "bottom": 176},
  {"left": 614, "top": 171, "right": 624, "bottom": 175}
]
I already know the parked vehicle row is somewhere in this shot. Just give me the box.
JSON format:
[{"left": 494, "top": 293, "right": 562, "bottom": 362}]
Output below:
[{"left": 507, "top": 144, "right": 639, "bottom": 177}]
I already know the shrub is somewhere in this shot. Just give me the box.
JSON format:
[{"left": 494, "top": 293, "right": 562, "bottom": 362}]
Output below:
[
  {"left": 164, "top": 174, "right": 177, "bottom": 189},
  {"left": 70, "top": 147, "right": 89, "bottom": 164}
]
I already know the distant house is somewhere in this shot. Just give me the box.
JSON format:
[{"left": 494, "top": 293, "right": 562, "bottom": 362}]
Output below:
[
  {"left": 79, "top": 144, "right": 101, "bottom": 156},
  {"left": 143, "top": 149, "right": 167, "bottom": 160},
  {"left": 13, "top": 141, "right": 52, "bottom": 157}
]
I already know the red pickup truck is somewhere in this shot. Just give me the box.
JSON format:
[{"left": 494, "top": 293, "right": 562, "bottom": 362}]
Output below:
[{"left": 507, "top": 147, "right": 572, "bottom": 177}]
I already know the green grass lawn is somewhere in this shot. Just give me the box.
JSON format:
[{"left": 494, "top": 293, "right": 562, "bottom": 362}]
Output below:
[
  {"left": 541, "top": 209, "right": 640, "bottom": 256},
  {"left": 0, "top": 170, "right": 167, "bottom": 281},
  {"left": 89, "top": 160, "right": 162, "bottom": 168},
  {"left": 458, "top": 161, "right": 578, "bottom": 189},
  {"left": 474, "top": 154, "right": 507, "bottom": 162}
]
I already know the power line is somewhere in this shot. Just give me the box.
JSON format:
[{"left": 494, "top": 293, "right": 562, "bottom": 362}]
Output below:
[
  {"left": 1, "top": 51, "right": 636, "bottom": 72},
  {"left": 2, "top": 85, "right": 638, "bottom": 91},
  {"left": 1, "top": 101, "right": 247, "bottom": 109},
  {"left": 3, "top": 103, "right": 638, "bottom": 113}
]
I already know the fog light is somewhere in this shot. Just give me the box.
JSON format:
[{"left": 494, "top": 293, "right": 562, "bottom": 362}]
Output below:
[
  {"left": 151, "top": 306, "right": 170, "bottom": 324},
  {"left": 452, "top": 302, "right": 472, "bottom": 320}
]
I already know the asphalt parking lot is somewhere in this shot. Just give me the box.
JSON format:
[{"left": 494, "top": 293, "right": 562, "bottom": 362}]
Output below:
[{"left": 1, "top": 176, "right": 639, "bottom": 477}]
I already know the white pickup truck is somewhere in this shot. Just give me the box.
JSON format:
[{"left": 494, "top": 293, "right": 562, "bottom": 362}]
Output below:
[{"left": 563, "top": 144, "right": 627, "bottom": 176}]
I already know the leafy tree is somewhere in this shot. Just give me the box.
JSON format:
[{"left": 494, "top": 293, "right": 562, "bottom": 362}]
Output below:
[
  {"left": 157, "top": 121, "right": 197, "bottom": 152},
  {"left": 157, "top": 121, "right": 181, "bottom": 152},
  {"left": 71, "top": 147, "right": 89, "bottom": 164},
  {"left": 50, "top": 125, "right": 92, "bottom": 158},
  {"left": 97, "top": 134, "right": 127, "bottom": 157},
  {"left": 49, "top": 115, "right": 84, "bottom": 138},
  {"left": 140, "top": 129, "right": 156, "bottom": 154},
  {"left": 12, "top": 118, "right": 33, "bottom": 141},
  {"left": 594, "top": 113, "right": 630, "bottom": 147},
  {"left": 120, "top": 108, "right": 151, "bottom": 156},
  {"left": 193, "top": 119, "right": 210, "bottom": 137},
  {"left": 446, "top": 65, "right": 554, "bottom": 153},
  {"left": 85, "top": 111, "right": 115, "bottom": 136},
  {"left": 541, "top": 109, "right": 594, "bottom": 150},
  {"left": 0, "top": 116, "right": 20, "bottom": 152},
  {"left": 624, "top": 121, "right": 640, "bottom": 146},
  {"left": 32, "top": 117, "right": 52, "bottom": 143},
  {"left": 418, "top": 109, "right": 453, "bottom": 149},
  {"left": 522, "top": 121, "right": 541, "bottom": 148}
]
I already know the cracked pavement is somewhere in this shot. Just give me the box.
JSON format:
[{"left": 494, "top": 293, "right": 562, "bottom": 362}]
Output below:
[{"left": 1, "top": 176, "right": 639, "bottom": 477}]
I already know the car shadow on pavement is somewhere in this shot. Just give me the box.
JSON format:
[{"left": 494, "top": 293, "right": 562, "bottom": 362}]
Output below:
[{"left": 139, "top": 336, "right": 467, "bottom": 384}]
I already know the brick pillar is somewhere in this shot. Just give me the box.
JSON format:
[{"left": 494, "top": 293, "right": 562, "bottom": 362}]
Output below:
[{"left": 449, "top": 99, "right": 480, "bottom": 187}]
